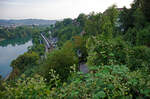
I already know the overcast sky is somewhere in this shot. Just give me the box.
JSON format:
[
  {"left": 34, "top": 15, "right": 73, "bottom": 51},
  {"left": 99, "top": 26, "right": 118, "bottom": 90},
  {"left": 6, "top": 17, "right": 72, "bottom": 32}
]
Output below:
[{"left": 0, "top": 0, "right": 134, "bottom": 20}]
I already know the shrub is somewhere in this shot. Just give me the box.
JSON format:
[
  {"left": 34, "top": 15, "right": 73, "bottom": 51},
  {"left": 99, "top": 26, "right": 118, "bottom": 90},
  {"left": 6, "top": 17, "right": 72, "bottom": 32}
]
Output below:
[
  {"left": 11, "top": 51, "right": 39, "bottom": 71},
  {"left": 127, "top": 46, "right": 150, "bottom": 71},
  {"left": 86, "top": 35, "right": 129, "bottom": 66},
  {"left": 42, "top": 41, "right": 78, "bottom": 82},
  {"left": 136, "top": 24, "right": 150, "bottom": 46},
  {"left": 124, "top": 27, "right": 137, "bottom": 45},
  {"left": 50, "top": 65, "right": 150, "bottom": 98},
  {"left": 10, "top": 52, "right": 39, "bottom": 79},
  {"left": 1, "top": 74, "right": 51, "bottom": 99},
  {"left": 73, "top": 36, "right": 88, "bottom": 63}
]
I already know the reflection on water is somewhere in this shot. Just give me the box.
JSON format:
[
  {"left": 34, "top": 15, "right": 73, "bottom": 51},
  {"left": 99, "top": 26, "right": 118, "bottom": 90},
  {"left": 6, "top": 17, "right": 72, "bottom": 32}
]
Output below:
[
  {"left": 0, "top": 38, "right": 32, "bottom": 78},
  {"left": 0, "top": 36, "right": 31, "bottom": 47}
]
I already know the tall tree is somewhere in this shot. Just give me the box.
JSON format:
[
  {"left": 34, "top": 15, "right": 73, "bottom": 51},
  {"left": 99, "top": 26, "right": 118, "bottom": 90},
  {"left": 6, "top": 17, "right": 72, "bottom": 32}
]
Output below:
[{"left": 133, "top": 0, "right": 150, "bottom": 21}]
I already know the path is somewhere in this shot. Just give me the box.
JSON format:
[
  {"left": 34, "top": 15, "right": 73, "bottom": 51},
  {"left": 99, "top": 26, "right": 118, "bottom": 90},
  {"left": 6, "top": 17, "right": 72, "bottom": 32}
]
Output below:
[{"left": 79, "top": 63, "right": 89, "bottom": 73}]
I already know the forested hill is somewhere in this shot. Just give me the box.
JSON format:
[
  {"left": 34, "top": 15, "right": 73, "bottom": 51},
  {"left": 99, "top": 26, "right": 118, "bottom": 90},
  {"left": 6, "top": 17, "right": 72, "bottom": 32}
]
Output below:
[{"left": 0, "top": 19, "right": 56, "bottom": 26}]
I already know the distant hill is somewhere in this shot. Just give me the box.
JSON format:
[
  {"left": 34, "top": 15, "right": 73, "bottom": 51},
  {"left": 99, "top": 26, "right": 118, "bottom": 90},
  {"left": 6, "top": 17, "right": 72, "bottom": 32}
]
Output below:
[{"left": 0, "top": 19, "right": 56, "bottom": 26}]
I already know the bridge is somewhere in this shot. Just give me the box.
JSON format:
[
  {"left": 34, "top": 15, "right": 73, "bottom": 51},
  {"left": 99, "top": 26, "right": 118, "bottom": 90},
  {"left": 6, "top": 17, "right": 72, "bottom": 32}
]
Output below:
[{"left": 41, "top": 34, "right": 53, "bottom": 52}]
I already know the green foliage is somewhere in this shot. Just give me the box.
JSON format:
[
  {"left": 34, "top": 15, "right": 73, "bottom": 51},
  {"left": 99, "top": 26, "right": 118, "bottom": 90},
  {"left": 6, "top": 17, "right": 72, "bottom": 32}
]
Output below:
[
  {"left": 119, "top": 7, "right": 134, "bottom": 32},
  {"left": 133, "top": 8, "right": 146, "bottom": 28},
  {"left": 11, "top": 52, "right": 39, "bottom": 70},
  {"left": 104, "top": 5, "right": 119, "bottom": 26},
  {"left": 100, "top": 15, "right": 113, "bottom": 38},
  {"left": 50, "top": 18, "right": 82, "bottom": 46},
  {"left": 85, "top": 5, "right": 119, "bottom": 37},
  {"left": 76, "top": 13, "right": 87, "bottom": 28},
  {"left": 1, "top": 74, "right": 52, "bottom": 99},
  {"left": 73, "top": 35, "right": 88, "bottom": 62},
  {"left": 86, "top": 34, "right": 150, "bottom": 71},
  {"left": 10, "top": 52, "right": 39, "bottom": 79},
  {"left": 136, "top": 24, "right": 150, "bottom": 46},
  {"left": 127, "top": 46, "right": 150, "bottom": 71},
  {"left": 0, "top": 36, "right": 31, "bottom": 47},
  {"left": 1, "top": 0, "right": 150, "bottom": 98},
  {"left": 28, "top": 44, "right": 45, "bottom": 56},
  {"left": 85, "top": 12, "right": 102, "bottom": 36},
  {"left": 50, "top": 65, "right": 150, "bottom": 98},
  {"left": 133, "top": 0, "right": 150, "bottom": 22},
  {"left": 0, "top": 26, "right": 34, "bottom": 39},
  {"left": 42, "top": 41, "right": 78, "bottom": 82},
  {"left": 86, "top": 35, "right": 129, "bottom": 66},
  {"left": 124, "top": 27, "right": 137, "bottom": 45},
  {"left": 1, "top": 65, "right": 150, "bottom": 98},
  {"left": 0, "top": 76, "right": 5, "bottom": 93},
  {"left": 123, "top": 23, "right": 150, "bottom": 47}
]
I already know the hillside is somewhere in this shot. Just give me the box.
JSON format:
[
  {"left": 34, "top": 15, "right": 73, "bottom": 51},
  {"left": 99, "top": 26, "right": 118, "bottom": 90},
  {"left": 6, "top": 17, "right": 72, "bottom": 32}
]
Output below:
[
  {"left": 0, "top": 19, "right": 56, "bottom": 26},
  {"left": 1, "top": 0, "right": 150, "bottom": 98}
]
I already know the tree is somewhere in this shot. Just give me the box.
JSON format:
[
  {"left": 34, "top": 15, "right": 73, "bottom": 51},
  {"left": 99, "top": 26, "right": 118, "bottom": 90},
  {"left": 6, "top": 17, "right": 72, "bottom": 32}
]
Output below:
[
  {"left": 73, "top": 36, "right": 88, "bottom": 62},
  {"left": 76, "top": 13, "right": 87, "bottom": 28},
  {"left": 136, "top": 24, "right": 150, "bottom": 46},
  {"left": 133, "top": 8, "right": 146, "bottom": 29},
  {"left": 102, "top": 5, "right": 119, "bottom": 37},
  {"left": 100, "top": 15, "right": 113, "bottom": 38},
  {"left": 124, "top": 27, "right": 137, "bottom": 45},
  {"left": 85, "top": 12, "right": 102, "bottom": 36},
  {"left": 85, "top": 5, "right": 119, "bottom": 37},
  {"left": 43, "top": 41, "right": 78, "bottom": 82},
  {"left": 133, "top": 0, "right": 150, "bottom": 22},
  {"left": 119, "top": 7, "right": 134, "bottom": 33},
  {"left": 63, "top": 18, "right": 73, "bottom": 26},
  {"left": 86, "top": 35, "right": 129, "bottom": 66},
  {"left": 104, "top": 5, "right": 119, "bottom": 26},
  {"left": 11, "top": 52, "right": 39, "bottom": 72}
]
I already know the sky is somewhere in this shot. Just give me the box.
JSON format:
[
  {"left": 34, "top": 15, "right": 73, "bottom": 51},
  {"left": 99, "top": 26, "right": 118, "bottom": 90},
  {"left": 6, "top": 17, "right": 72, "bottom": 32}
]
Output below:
[{"left": 0, "top": 0, "right": 134, "bottom": 20}]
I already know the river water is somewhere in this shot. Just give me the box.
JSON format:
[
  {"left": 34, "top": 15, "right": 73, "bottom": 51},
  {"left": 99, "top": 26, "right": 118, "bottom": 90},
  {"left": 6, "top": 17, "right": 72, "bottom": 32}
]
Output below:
[{"left": 0, "top": 39, "right": 32, "bottom": 78}]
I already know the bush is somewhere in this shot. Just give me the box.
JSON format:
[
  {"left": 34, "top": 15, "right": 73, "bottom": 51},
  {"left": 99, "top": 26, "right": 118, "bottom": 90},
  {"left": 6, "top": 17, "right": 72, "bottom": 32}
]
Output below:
[
  {"left": 1, "top": 65, "right": 150, "bottom": 98},
  {"left": 10, "top": 52, "right": 39, "bottom": 79},
  {"left": 124, "top": 27, "right": 137, "bottom": 45},
  {"left": 1, "top": 74, "right": 51, "bottom": 99},
  {"left": 86, "top": 35, "right": 129, "bottom": 66},
  {"left": 50, "top": 65, "right": 150, "bottom": 98},
  {"left": 86, "top": 35, "right": 150, "bottom": 72},
  {"left": 42, "top": 41, "right": 78, "bottom": 82},
  {"left": 136, "top": 24, "right": 150, "bottom": 46},
  {"left": 11, "top": 51, "right": 39, "bottom": 71},
  {"left": 73, "top": 36, "right": 88, "bottom": 63},
  {"left": 127, "top": 46, "right": 150, "bottom": 71}
]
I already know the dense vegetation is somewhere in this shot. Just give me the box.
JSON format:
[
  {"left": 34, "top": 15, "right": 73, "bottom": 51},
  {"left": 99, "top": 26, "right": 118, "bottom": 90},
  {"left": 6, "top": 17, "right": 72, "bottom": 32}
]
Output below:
[
  {"left": 0, "top": 26, "right": 33, "bottom": 39},
  {"left": 0, "top": 36, "right": 31, "bottom": 47},
  {"left": 1, "top": 0, "right": 150, "bottom": 98}
]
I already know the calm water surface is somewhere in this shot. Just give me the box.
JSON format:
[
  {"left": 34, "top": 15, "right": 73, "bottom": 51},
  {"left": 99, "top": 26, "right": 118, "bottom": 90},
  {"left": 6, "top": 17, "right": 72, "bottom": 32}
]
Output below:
[{"left": 0, "top": 40, "right": 32, "bottom": 78}]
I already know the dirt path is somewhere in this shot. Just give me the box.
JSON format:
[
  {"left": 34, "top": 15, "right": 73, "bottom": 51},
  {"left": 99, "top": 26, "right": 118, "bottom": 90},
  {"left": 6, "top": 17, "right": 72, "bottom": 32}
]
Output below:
[{"left": 79, "top": 63, "right": 89, "bottom": 73}]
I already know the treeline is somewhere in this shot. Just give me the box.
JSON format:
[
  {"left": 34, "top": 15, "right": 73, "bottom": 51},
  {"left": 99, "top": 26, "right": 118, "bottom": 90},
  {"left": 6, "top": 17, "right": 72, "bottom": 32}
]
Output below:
[
  {"left": 1, "top": 0, "right": 150, "bottom": 98},
  {"left": 0, "top": 25, "right": 46, "bottom": 54},
  {"left": 0, "top": 26, "right": 33, "bottom": 39}
]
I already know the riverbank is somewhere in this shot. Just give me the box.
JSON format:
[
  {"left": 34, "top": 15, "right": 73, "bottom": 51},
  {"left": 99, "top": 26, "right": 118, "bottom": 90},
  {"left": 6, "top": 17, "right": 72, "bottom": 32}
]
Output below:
[
  {"left": 3, "top": 74, "right": 10, "bottom": 81},
  {"left": 0, "top": 40, "right": 33, "bottom": 80}
]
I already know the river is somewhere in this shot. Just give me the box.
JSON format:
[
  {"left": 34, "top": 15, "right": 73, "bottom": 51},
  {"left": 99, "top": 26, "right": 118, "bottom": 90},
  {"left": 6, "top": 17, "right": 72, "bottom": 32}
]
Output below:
[{"left": 0, "top": 39, "right": 32, "bottom": 78}]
